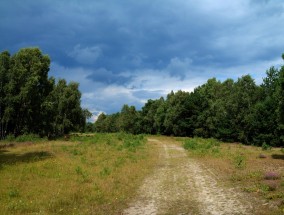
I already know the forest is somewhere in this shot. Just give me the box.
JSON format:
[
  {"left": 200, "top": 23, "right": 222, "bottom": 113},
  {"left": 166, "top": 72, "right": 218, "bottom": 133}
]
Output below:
[
  {"left": 0, "top": 48, "right": 91, "bottom": 139},
  {"left": 94, "top": 55, "right": 284, "bottom": 147},
  {"left": 0, "top": 47, "right": 283, "bottom": 147}
]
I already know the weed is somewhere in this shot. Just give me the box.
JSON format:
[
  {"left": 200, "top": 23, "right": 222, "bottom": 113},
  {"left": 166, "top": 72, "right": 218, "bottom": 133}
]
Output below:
[
  {"left": 8, "top": 187, "right": 20, "bottom": 198},
  {"left": 99, "top": 167, "right": 111, "bottom": 177},
  {"left": 60, "top": 145, "right": 68, "bottom": 152},
  {"left": 75, "top": 166, "right": 89, "bottom": 182},
  {"left": 75, "top": 166, "right": 83, "bottom": 175},
  {"left": 106, "top": 139, "right": 111, "bottom": 145},
  {"left": 114, "top": 157, "right": 126, "bottom": 168},
  {"left": 71, "top": 148, "right": 82, "bottom": 156},
  {"left": 263, "top": 181, "right": 279, "bottom": 191},
  {"left": 233, "top": 153, "right": 246, "bottom": 169}
]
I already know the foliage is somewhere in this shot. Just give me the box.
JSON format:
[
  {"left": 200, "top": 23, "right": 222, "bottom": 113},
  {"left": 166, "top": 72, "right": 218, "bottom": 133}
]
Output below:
[
  {"left": 261, "top": 142, "right": 272, "bottom": 151},
  {"left": 93, "top": 54, "right": 284, "bottom": 147},
  {"left": 0, "top": 48, "right": 89, "bottom": 138}
]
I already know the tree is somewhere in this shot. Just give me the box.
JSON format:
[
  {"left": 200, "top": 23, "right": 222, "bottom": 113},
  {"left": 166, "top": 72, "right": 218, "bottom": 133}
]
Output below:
[
  {"left": 278, "top": 55, "right": 284, "bottom": 145},
  {"left": 141, "top": 99, "right": 161, "bottom": 134},
  {"left": 48, "top": 79, "right": 85, "bottom": 136},
  {"left": 4, "top": 48, "right": 51, "bottom": 135},
  {"left": 0, "top": 47, "right": 91, "bottom": 138},
  {"left": 163, "top": 90, "right": 192, "bottom": 136},
  {"left": 0, "top": 51, "right": 10, "bottom": 139},
  {"left": 119, "top": 105, "right": 139, "bottom": 134}
]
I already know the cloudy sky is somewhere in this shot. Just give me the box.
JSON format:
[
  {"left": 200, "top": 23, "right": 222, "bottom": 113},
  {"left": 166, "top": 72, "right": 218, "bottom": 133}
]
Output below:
[{"left": 1, "top": 0, "right": 284, "bottom": 120}]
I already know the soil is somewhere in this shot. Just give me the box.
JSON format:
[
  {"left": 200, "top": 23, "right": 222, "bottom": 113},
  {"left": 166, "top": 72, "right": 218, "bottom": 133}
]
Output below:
[{"left": 123, "top": 138, "right": 253, "bottom": 215}]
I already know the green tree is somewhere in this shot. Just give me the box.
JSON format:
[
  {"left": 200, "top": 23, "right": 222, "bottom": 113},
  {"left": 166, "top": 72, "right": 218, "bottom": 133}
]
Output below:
[
  {"left": 163, "top": 90, "right": 192, "bottom": 136},
  {"left": 0, "top": 51, "right": 10, "bottom": 139},
  {"left": 48, "top": 79, "right": 85, "bottom": 136},
  {"left": 278, "top": 55, "right": 284, "bottom": 144},
  {"left": 249, "top": 67, "right": 281, "bottom": 146},
  {"left": 4, "top": 48, "right": 51, "bottom": 135},
  {"left": 119, "top": 105, "right": 139, "bottom": 134},
  {"left": 141, "top": 99, "right": 162, "bottom": 134}
]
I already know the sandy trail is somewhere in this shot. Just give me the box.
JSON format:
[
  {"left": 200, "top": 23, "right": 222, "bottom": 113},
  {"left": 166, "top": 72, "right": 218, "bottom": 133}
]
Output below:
[{"left": 123, "top": 138, "right": 252, "bottom": 215}]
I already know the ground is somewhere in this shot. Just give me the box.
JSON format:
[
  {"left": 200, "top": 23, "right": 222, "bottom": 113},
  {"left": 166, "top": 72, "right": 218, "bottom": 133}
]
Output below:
[{"left": 123, "top": 138, "right": 266, "bottom": 215}]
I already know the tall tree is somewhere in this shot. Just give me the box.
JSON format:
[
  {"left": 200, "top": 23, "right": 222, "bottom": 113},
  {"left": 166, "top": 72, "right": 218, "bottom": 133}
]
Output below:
[
  {"left": 163, "top": 90, "right": 191, "bottom": 136},
  {"left": 4, "top": 48, "right": 51, "bottom": 135},
  {"left": 0, "top": 51, "right": 10, "bottom": 139},
  {"left": 278, "top": 55, "right": 284, "bottom": 145},
  {"left": 119, "top": 105, "right": 139, "bottom": 134}
]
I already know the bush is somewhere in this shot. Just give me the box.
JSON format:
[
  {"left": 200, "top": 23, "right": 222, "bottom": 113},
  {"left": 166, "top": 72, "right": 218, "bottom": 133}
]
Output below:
[
  {"left": 262, "top": 142, "right": 272, "bottom": 151},
  {"left": 264, "top": 172, "right": 280, "bottom": 180},
  {"left": 262, "top": 181, "right": 279, "bottom": 191},
  {"left": 15, "top": 134, "right": 43, "bottom": 142},
  {"left": 5, "top": 134, "right": 15, "bottom": 142},
  {"left": 183, "top": 139, "right": 198, "bottom": 150}
]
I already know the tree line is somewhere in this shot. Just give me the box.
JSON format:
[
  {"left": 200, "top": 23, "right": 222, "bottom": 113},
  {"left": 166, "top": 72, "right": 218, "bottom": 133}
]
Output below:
[
  {"left": 94, "top": 55, "right": 284, "bottom": 147},
  {"left": 0, "top": 48, "right": 91, "bottom": 139}
]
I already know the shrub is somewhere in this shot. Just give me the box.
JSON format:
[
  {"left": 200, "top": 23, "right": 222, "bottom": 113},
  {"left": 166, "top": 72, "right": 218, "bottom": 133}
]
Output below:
[
  {"left": 5, "top": 134, "right": 15, "bottom": 142},
  {"left": 264, "top": 172, "right": 280, "bottom": 180},
  {"left": 263, "top": 181, "right": 279, "bottom": 191},
  {"left": 258, "top": 154, "right": 267, "bottom": 159},
  {"left": 262, "top": 142, "right": 272, "bottom": 151},
  {"left": 183, "top": 139, "right": 198, "bottom": 150},
  {"left": 8, "top": 187, "right": 19, "bottom": 198},
  {"left": 15, "top": 134, "right": 42, "bottom": 142}
]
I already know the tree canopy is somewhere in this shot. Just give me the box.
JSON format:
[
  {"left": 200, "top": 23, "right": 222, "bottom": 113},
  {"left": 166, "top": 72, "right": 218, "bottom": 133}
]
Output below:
[
  {"left": 0, "top": 48, "right": 90, "bottom": 138},
  {"left": 94, "top": 54, "right": 284, "bottom": 147}
]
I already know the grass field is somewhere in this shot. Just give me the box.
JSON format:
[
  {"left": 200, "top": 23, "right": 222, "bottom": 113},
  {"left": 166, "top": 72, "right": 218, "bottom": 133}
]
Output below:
[
  {"left": 181, "top": 137, "right": 284, "bottom": 214},
  {"left": 1, "top": 134, "right": 283, "bottom": 214},
  {"left": 0, "top": 133, "right": 157, "bottom": 215}
]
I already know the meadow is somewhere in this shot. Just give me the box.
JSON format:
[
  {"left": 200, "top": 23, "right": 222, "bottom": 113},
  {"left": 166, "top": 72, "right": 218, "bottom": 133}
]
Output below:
[
  {"left": 0, "top": 134, "right": 283, "bottom": 214},
  {"left": 0, "top": 133, "right": 157, "bottom": 215}
]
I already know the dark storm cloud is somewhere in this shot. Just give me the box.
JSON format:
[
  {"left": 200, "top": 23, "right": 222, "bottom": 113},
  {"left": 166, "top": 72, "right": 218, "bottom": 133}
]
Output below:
[{"left": 1, "top": 0, "right": 284, "bottom": 115}]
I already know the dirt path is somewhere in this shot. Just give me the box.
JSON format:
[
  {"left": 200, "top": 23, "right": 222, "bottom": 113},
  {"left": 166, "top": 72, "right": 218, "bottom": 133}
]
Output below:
[{"left": 123, "top": 138, "right": 253, "bottom": 215}]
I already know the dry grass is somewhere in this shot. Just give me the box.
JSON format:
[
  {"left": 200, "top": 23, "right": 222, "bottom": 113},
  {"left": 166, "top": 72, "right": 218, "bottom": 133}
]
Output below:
[
  {"left": 180, "top": 138, "right": 284, "bottom": 215},
  {"left": 0, "top": 133, "right": 158, "bottom": 215}
]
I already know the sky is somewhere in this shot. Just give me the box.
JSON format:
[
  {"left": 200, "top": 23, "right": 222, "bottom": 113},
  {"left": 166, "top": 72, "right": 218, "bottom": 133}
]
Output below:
[{"left": 1, "top": 0, "right": 284, "bottom": 121}]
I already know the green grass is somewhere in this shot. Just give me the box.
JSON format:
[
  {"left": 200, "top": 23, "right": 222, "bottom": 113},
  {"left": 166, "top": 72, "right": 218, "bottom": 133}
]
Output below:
[
  {"left": 0, "top": 133, "right": 155, "bottom": 214},
  {"left": 183, "top": 137, "right": 221, "bottom": 156}
]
